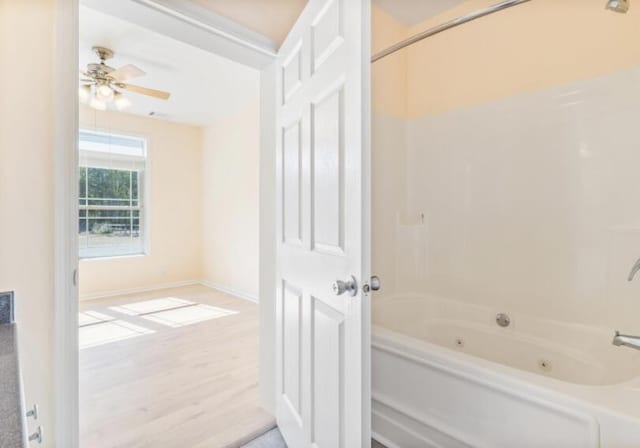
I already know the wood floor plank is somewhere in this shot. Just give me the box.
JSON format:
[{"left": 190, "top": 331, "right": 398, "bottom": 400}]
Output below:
[{"left": 79, "top": 285, "right": 274, "bottom": 448}]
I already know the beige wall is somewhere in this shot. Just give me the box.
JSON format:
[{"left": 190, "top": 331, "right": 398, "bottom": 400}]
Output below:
[
  {"left": 375, "top": 0, "right": 640, "bottom": 118},
  {"left": 404, "top": 0, "right": 640, "bottom": 118},
  {"left": 0, "top": 0, "right": 55, "bottom": 444},
  {"left": 372, "top": 5, "right": 407, "bottom": 117},
  {"left": 193, "top": 0, "right": 307, "bottom": 47},
  {"left": 201, "top": 101, "right": 260, "bottom": 300},
  {"left": 79, "top": 106, "right": 203, "bottom": 298}
]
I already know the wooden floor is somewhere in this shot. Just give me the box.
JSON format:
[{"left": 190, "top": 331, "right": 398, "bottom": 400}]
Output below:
[{"left": 79, "top": 284, "right": 275, "bottom": 448}]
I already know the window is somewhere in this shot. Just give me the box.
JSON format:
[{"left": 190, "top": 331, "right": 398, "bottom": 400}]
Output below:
[{"left": 79, "top": 130, "right": 148, "bottom": 259}]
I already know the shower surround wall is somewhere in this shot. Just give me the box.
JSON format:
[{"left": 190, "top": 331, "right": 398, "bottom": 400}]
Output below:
[
  {"left": 372, "top": 6, "right": 408, "bottom": 299},
  {"left": 372, "top": 0, "right": 640, "bottom": 332}
]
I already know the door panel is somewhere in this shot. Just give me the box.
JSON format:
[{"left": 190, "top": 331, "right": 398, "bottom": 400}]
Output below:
[
  {"left": 283, "top": 120, "right": 303, "bottom": 245},
  {"left": 282, "top": 42, "right": 303, "bottom": 104},
  {"left": 275, "top": 0, "right": 370, "bottom": 446},
  {"left": 311, "top": 0, "right": 343, "bottom": 73},
  {"left": 311, "top": 296, "right": 345, "bottom": 448},
  {"left": 282, "top": 281, "right": 303, "bottom": 417},
  {"left": 311, "top": 82, "right": 345, "bottom": 254}
]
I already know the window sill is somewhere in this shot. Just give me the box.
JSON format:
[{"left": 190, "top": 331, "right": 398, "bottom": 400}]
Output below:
[{"left": 80, "top": 253, "right": 148, "bottom": 262}]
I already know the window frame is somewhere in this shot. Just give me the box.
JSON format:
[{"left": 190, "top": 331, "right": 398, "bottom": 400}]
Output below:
[{"left": 78, "top": 129, "right": 150, "bottom": 260}]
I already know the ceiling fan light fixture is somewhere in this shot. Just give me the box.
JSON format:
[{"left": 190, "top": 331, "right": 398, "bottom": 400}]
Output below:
[
  {"left": 81, "top": 46, "right": 170, "bottom": 111},
  {"left": 96, "top": 84, "right": 114, "bottom": 102},
  {"left": 114, "top": 92, "right": 131, "bottom": 111},
  {"left": 79, "top": 85, "right": 91, "bottom": 103},
  {"left": 89, "top": 95, "right": 107, "bottom": 111}
]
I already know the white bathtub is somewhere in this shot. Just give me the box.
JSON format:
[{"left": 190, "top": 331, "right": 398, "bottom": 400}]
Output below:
[{"left": 372, "top": 294, "right": 640, "bottom": 447}]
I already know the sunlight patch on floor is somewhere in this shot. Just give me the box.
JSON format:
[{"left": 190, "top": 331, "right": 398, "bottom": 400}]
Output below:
[
  {"left": 79, "top": 320, "right": 155, "bottom": 349},
  {"left": 109, "top": 297, "right": 195, "bottom": 316},
  {"left": 78, "top": 310, "right": 115, "bottom": 326},
  {"left": 141, "top": 304, "right": 238, "bottom": 328}
]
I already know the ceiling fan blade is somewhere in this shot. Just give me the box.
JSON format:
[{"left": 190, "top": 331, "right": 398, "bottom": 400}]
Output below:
[
  {"left": 120, "top": 83, "right": 171, "bottom": 100},
  {"left": 109, "top": 64, "right": 146, "bottom": 82}
]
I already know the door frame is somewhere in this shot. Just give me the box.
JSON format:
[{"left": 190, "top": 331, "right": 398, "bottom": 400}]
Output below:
[
  {"left": 54, "top": 0, "right": 80, "bottom": 446},
  {"left": 53, "top": 2, "right": 284, "bottom": 445}
]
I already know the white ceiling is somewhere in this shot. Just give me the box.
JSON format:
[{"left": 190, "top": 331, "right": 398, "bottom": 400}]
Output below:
[
  {"left": 373, "top": 0, "right": 468, "bottom": 26},
  {"left": 79, "top": 5, "right": 260, "bottom": 126}
]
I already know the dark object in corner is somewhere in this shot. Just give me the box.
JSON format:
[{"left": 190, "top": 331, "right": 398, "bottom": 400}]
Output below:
[{"left": 0, "top": 291, "right": 15, "bottom": 324}]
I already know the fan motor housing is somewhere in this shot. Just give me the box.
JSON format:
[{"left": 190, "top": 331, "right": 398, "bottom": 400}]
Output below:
[
  {"left": 93, "top": 46, "right": 114, "bottom": 61},
  {"left": 87, "top": 63, "right": 114, "bottom": 76}
]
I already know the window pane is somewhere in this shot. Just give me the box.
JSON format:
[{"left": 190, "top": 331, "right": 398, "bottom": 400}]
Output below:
[
  {"left": 79, "top": 167, "right": 87, "bottom": 199},
  {"left": 86, "top": 168, "right": 131, "bottom": 201},
  {"left": 133, "top": 172, "right": 139, "bottom": 201}
]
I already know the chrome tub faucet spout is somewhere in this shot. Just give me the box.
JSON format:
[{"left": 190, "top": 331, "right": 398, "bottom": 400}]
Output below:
[
  {"left": 612, "top": 331, "right": 640, "bottom": 351},
  {"left": 628, "top": 257, "right": 640, "bottom": 281}
]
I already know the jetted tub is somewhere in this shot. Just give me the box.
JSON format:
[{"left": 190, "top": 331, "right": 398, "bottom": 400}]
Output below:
[{"left": 372, "top": 294, "right": 640, "bottom": 447}]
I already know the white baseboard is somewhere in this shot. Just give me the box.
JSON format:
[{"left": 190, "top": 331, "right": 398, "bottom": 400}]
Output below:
[
  {"left": 80, "top": 279, "right": 259, "bottom": 304},
  {"left": 79, "top": 280, "right": 201, "bottom": 301},
  {"left": 199, "top": 280, "right": 259, "bottom": 304}
]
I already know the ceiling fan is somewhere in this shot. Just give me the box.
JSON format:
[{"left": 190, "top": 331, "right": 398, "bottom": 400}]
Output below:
[{"left": 79, "top": 46, "right": 171, "bottom": 111}]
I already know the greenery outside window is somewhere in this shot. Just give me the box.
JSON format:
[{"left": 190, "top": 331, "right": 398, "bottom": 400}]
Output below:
[{"left": 79, "top": 130, "right": 148, "bottom": 258}]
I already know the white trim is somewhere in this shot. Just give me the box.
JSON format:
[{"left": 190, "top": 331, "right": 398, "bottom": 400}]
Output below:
[
  {"left": 372, "top": 406, "right": 439, "bottom": 448},
  {"left": 132, "top": 0, "right": 276, "bottom": 57},
  {"left": 79, "top": 280, "right": 200, "bottom": 301},
  {"left": 54, "top": 0, "right": 80, "bottom": 445},
  {"left": 371, "top": 431, "right": 401, "bottom": 448},
  {"left": 199, "top": 281, "right": 259, "bottom": 304},
  {"left": 80, "top": 0, "right": 276, "bottom": 69},
  {"left": 80, "top": 253, "right": 147, "bottom": 262}
]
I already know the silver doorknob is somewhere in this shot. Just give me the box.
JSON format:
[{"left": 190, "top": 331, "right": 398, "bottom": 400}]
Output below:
[
  {"left": 363, "top": 276, "right": 381, "bottom": 293},
  {"left": 370, "top": 276, "right": 380, "bottom": 291},
  {"left": 333, "top": 276, "right": 358, "bottom": 296}
]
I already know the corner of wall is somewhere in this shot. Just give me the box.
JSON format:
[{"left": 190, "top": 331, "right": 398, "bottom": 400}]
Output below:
[{"left": 258, "top": 62, "right": 277, "bottom": 414}]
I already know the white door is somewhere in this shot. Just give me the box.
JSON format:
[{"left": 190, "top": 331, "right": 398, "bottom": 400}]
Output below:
[{"left": 275, "top": 0, "right": 371, "bottom": 447}]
